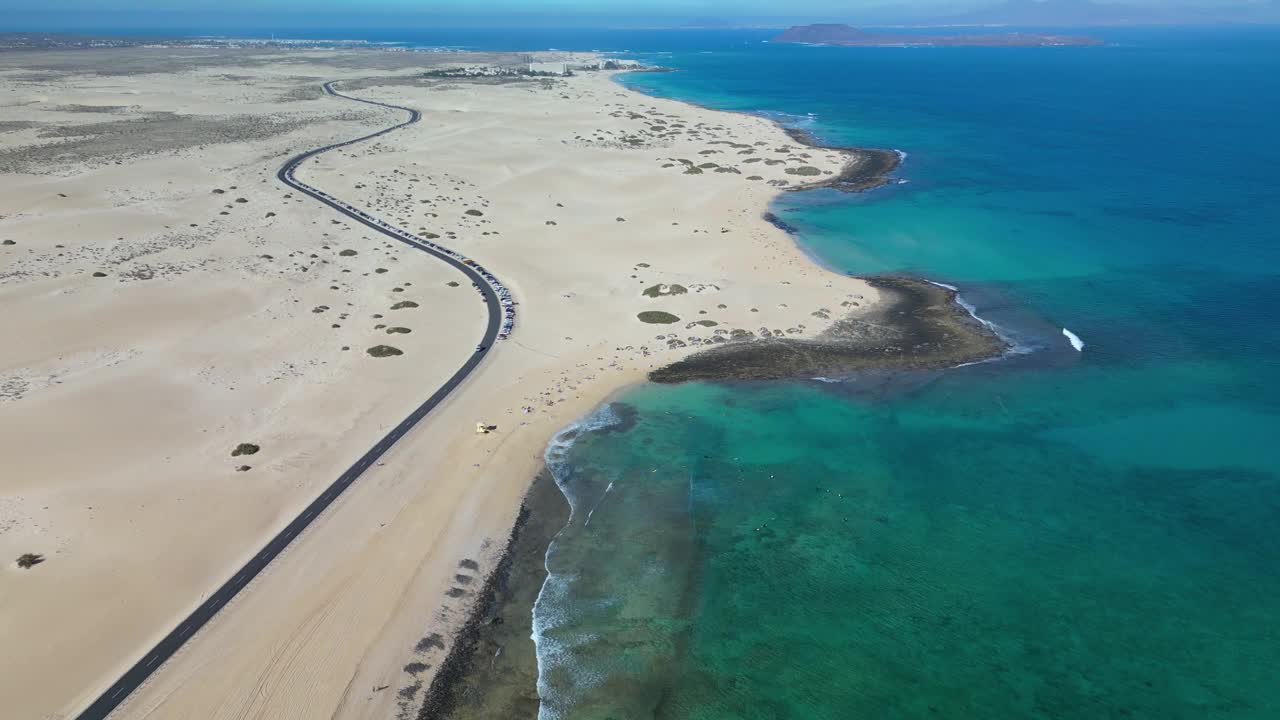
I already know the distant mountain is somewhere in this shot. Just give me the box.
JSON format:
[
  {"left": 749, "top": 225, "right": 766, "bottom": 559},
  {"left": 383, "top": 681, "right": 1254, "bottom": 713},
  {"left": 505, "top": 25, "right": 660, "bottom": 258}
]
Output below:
[{"left": 772, "top": 23, "right": 1103, "bottom": 47}]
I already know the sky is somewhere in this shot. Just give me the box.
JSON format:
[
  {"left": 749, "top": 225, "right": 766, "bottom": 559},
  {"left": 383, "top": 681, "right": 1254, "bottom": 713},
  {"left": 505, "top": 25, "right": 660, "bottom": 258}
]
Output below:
[{"left": 3, "top": 0, "right": 1277, "bottom": 31}]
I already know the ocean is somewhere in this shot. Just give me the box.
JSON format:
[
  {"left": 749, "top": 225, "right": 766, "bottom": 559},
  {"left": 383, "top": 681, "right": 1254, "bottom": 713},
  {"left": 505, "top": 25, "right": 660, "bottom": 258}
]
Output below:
[{"left": 525, "top": 27, "right": 1280, "bottom": 720}]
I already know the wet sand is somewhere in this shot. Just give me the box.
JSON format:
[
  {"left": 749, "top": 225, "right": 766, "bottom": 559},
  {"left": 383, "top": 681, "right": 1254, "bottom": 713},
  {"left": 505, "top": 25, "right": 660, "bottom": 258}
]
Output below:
[{"left": 417, "top": 469, "right": 566, "bottom": 720}]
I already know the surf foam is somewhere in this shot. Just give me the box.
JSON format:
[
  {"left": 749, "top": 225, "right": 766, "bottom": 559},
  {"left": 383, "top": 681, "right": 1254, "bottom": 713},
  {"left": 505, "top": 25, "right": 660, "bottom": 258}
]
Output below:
[
  {"left": 533, "top": 403, "right": 625, "bottom": 719},
  {"left": 1062, "top": 328, "right": 1085, "bottom": 352},
  {"left": 925, "top": 279, "right": 1038, "bottom": 365}
]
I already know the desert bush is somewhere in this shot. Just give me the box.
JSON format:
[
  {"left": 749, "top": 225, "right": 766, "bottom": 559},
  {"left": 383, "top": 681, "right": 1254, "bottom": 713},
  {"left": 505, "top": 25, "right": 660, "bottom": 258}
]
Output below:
[
  {"left": 16, "top": 553, "right": 44, "bottom": 569},
  {"left": 638, "top": 311, "right": 681, "bottom": 324}
]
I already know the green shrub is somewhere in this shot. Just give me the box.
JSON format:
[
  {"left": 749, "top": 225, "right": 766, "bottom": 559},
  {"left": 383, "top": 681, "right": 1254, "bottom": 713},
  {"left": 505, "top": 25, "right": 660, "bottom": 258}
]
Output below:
[
  {"left": 638, "top": 311, "right": 681, "bottom": 324},
  {"left": 642, "top": 284, "right": 688, "bottom": 298},
  {"left": 16, "top": 553, "right": 44, "bottom": 569}
]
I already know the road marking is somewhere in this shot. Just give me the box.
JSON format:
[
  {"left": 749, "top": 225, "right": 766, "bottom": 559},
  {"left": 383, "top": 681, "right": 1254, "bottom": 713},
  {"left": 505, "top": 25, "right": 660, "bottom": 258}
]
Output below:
[
  {"left": 302, "top": 510, "right": 313, "bottom": 520},
  {"left": 144, "top": 655, "right": 158, "bottom": 668},
  {"left": 110, "top": 686, "right": 125, "bottom": 699},
  {"left": 178, "top": 623, "right": 192, "bottom": 637}
]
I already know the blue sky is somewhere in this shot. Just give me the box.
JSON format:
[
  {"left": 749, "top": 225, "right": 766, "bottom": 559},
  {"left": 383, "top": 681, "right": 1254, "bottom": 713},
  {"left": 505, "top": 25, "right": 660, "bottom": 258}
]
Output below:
[{"left": 4, "top": 0, "right": 1276, "bottom": 30}]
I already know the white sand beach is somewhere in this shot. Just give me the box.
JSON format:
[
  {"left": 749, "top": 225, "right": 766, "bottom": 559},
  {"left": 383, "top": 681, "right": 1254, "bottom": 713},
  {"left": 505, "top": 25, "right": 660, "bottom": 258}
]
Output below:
[{"left": 0, "top": 48, "right": 878, "bottom": 719}]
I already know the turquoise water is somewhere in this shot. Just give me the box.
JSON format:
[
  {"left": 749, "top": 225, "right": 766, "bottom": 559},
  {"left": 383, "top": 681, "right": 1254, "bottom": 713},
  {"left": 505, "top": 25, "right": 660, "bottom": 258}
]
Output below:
[{"left": 535, "top": 29, "right": 1280, "bottom": 719}]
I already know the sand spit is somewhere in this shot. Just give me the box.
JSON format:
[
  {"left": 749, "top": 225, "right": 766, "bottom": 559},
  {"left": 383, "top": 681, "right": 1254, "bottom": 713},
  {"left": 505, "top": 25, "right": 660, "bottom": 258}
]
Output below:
[{"left": 649, "top": 276, "right": 1005, "bottom": 383}]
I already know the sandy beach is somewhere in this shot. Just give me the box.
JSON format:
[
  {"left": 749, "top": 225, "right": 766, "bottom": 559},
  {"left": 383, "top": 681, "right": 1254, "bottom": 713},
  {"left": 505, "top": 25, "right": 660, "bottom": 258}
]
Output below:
[{"left": 0, "top": 47, "right": 902, "bottom": 719}]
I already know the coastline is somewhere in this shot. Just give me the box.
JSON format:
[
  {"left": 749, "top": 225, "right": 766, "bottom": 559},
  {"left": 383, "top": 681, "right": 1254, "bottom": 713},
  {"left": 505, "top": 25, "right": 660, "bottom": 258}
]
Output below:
[
  {"left": 410, "top": 77, "right": 996, "bottom": 720},
  {"left": 782, "top": 126, "right": 903, "bottom": 192},
  {"left": 1, "top": 48, "right": 990, "bottom": 720},
  {"left": 411, "top": 279, "right": 1004, "bottom": 720},
  {"left": 618, "top": 66, "right": 903, "bottom": 193}
]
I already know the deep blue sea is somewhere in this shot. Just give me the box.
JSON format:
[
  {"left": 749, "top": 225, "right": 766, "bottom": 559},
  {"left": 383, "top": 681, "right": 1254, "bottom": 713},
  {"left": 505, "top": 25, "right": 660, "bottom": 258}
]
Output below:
[{"left": 123, "top": 24, "right": 1280, "bottom": 718}]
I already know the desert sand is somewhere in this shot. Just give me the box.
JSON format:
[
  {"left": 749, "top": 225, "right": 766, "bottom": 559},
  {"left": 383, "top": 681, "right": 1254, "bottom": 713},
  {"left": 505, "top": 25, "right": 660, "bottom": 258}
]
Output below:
[{"left": 0, "top": 48, "right": 877, "bottom": 719}]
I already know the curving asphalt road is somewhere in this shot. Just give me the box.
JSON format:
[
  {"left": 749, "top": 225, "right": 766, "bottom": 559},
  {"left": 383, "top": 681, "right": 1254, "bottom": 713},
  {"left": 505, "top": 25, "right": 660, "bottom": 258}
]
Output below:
[{"left": 74, "top": 81, "right": 500, "bottom": 720}]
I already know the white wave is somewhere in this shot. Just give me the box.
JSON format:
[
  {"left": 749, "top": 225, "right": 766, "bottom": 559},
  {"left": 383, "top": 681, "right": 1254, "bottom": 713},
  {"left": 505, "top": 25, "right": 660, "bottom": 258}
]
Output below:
[
  {"left": 1062, "top": 328, "right": 1085, "bottom": 352},
  {"left": 582, "top": 482, "right": 614, "bottom": 527},
  {"left": 926, "top": 279, "right": 1036, "bottom": 362},
  {"left": 532, "top": 572, "right": 609, "bottom": 720},
  {"left": 534, "top": 403, "right": 627, "bottom": 719},
  {"left": 543, "top": 403, "right": 621, "bottom": 516},
  {"left": 758, "top": 109, "right": 817, "bottom": 129}
]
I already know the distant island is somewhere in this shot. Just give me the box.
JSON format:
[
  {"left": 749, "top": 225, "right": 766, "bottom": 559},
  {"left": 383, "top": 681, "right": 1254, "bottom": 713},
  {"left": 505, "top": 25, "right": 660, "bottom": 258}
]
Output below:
[{"left": 772, "top": 24, "right": 1102, "bottom": 48}]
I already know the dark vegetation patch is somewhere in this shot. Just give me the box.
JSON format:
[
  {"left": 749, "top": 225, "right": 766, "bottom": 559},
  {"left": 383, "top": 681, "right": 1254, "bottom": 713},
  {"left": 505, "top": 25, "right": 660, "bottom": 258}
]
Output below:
[
  {"left": 16, "top": 553, "right": 44, "bottom": 569},
  {"left": 391, "top": 300, "right": 419, "bottom": 310},
  {"left": 638, "top": 311, "right": 681, "bottom": 324},
  {"left": 642, "top": 283, "right": 688, "bottom": 298},
  {"left": 367, "top": 344, "right": 404, "bottom": 357},
  {"left": 785, "top": 165, "right": 823, "bottom": 177},
  {"left": 231, "top": 443, "right": 259, "bottom": 457}
]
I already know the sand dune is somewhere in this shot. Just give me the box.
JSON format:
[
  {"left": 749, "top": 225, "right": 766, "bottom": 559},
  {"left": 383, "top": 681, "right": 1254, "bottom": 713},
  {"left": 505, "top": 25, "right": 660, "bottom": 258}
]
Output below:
[{"left": 0, "top": 49, "right": 876, "bottom": 720}]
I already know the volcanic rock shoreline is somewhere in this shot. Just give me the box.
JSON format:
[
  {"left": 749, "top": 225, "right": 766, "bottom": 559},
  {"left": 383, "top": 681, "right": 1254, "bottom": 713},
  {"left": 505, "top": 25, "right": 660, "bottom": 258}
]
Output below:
[
  {"left": 783, "top": 126, "right": 903, "bottom": 192},
  {"left": 649, "top": 276, "right": 1007, "bottom": 383}
]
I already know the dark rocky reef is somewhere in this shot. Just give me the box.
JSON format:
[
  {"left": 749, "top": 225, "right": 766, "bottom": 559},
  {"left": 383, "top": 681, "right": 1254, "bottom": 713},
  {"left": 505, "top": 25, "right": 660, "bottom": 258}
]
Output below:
[
  {"left": 649, "top": 277, "right": 1005, "bottom": 383},
  {"left": 782, "top": 127, "right": 901, "bottom": 193}
]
